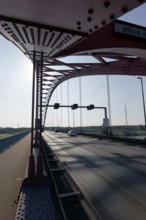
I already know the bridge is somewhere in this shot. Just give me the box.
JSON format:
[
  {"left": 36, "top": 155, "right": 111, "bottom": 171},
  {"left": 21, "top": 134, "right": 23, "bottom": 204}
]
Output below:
[{"left": 0, "top": 1, "right": 146, "bottom": 219}]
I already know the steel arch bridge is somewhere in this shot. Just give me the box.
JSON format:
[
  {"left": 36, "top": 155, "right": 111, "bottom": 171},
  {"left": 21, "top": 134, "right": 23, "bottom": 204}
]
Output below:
[
  {"left": 0, "top": 1, "right": 146, "bottom": 129},
  {"left": 0, "top": 0, "right": 146, "bottom": 175}
]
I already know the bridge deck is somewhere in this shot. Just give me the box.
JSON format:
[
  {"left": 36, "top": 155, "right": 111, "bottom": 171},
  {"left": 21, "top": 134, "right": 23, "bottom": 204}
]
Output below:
[
  {"left": 15, "top": 181, "right": 56, "bottom": 220},
  {"left": 0, "top": 134, "right": 30, "bottom": 220}
]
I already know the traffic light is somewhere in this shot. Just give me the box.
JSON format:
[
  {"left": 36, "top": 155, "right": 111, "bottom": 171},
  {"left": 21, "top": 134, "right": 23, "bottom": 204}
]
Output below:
[
  {"left": 87, "top": 104, "right": 94, "bottom": 110},
  {"left": 87, "top": 105, "right": 91, "bottom": 110},
  {"left": 71, "top": 104, "right": 78, "bottom": 110},
  {"left": 90, "top": 104, "right": 94, "bottom": 109},
  {"left": 54, "top": 103, "right": 60, "bottom": 109}
]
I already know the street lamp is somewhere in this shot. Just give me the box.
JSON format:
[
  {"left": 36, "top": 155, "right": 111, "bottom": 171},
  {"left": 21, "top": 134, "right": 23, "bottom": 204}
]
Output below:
[{"left": 137, "top": 77, "right": 146, "bottom": 126}]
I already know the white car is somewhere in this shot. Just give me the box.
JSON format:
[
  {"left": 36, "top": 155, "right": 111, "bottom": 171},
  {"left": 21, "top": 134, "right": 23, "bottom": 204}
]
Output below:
[{"left": 67, "top": 130, "right": 78, "bottom": 137}]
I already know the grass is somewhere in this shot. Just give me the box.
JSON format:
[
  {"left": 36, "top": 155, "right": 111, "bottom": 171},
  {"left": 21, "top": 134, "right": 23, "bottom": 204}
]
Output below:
[{"left": 0, "top": 134, "right": 11, "bottom": 139}]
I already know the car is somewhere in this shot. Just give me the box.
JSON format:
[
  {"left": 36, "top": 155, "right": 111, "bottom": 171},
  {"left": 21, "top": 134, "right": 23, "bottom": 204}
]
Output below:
[{"left": 67, "top": 130, "right": 78, "bottom": 137}]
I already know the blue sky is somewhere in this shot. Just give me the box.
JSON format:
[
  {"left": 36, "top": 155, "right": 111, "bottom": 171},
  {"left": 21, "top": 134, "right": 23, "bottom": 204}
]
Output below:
[
  {"left": 0, "top": 38, "right": 32, "bottom": 127},
  {"left": 0, "top": 3, "right": 146, "bottom": 128}
]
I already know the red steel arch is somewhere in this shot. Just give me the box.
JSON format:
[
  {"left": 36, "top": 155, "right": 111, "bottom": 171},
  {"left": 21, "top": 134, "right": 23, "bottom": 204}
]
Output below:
[{"left": 0, "top": 1, "right": 146, "bottom": 126}]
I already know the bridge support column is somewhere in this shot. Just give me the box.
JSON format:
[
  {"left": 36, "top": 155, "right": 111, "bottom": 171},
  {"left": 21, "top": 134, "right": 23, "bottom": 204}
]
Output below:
[
  {"left": 36, "top": 53, "right": 44, "bottom": 176},
  {"left": 28, "top": 51, "right": 36, "bottom": 176}
]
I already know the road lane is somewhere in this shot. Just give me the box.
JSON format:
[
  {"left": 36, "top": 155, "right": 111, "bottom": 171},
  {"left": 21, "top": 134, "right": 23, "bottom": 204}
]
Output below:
[{"left": 43, "top": 132, "right": 146, "bottom": 220}]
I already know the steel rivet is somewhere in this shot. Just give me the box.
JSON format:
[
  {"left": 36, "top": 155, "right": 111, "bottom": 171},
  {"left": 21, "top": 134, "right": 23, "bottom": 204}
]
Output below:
[
  {"left": 87, "top": 17, "right": 92, "bottom": 22},
  {"left": 121, "top": 6, "right": 128, "bottom": 13},
  {"left": 101, "top": 20, "right": 106, "bottom": 25},
  {"left": 110, "top": 14, "right": 115, "bottom": 20},
  {"left": 77, "top": 21, "right": 81, "bottom": 25},
  {"left": 104, "top": 1, "right": 111, "bottom": 7},
  {"left": 88, "top": 8, "right": 94, "bottom": 14}
]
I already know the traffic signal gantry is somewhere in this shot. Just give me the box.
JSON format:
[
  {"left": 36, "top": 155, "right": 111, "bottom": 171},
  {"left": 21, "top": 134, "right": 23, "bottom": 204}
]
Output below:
[
  {"left": 42, "top": 103, "right": 110, "bottom": 134},
  {"left": 42, "top": 103, "right": 108, "bottom": 119}
]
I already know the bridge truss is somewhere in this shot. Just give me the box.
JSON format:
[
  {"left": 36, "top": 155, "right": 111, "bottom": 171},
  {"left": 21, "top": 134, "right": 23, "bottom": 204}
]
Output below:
[{"left": 0, "top": 0, "right": 146, "bottom": 174}]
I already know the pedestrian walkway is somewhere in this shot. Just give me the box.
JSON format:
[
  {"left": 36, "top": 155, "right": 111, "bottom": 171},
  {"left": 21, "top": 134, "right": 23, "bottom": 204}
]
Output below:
[{"left": 0, "top": 134, "right": 31, "bottom": 220}]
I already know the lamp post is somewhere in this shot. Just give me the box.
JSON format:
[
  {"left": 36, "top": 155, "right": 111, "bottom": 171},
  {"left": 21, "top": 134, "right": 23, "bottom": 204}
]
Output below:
[{"left": 137, "top": 77, "right": 146, "bottom": 127}]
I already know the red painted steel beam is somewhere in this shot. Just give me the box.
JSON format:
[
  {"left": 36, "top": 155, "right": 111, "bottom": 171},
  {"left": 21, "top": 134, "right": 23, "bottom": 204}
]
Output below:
[{"left": 56, "top": 20, "right": 146, "bottom": 60}]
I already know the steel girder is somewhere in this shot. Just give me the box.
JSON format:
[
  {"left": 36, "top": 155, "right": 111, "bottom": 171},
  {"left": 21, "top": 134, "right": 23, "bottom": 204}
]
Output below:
[
  {"left": 0, "top": 1, "right": 146, "bottom": 128},
  {"left": 38, "top": 19, "right": 146, "bottom": 126},
  {"left": 0, "top": 1, "right": 145, "bottom": 59},
  {"left": 39, "top": 55, "right": 146, "bottom": 126}
]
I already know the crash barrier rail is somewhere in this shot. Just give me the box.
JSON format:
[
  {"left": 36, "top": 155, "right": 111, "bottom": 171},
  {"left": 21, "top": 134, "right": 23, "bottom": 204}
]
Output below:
[
  {"left": 0, "top": 130, "right": 30, "bottom": 153},
  {"left": 80, "top": 128, "right": 146, "bottom": 138},
  {"left": 48, "top": 126, "right": 146, "bottom": 139},
  {"left": 42, "top": 134, "right": 100, "bottom": 220},
  {"left": 81, "top": 130, "right": 146, "bottom": 146},
  {"left": 47, "top": 127, "right": 146, "bottom": 146}
]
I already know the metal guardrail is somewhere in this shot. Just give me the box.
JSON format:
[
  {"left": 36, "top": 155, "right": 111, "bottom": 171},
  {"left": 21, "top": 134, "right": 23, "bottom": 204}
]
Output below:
[
  {"left": 42, "top": 141, "right": 68, "bottom": 220},
  {"left": 0, "top": 130, "right": 30, "bottom": 153},
  {"left": 81, "top": 131, "right": 146, "bottom": 146},
  {"left": 42, "top": 136, "right": 100, "bottom": 220}
]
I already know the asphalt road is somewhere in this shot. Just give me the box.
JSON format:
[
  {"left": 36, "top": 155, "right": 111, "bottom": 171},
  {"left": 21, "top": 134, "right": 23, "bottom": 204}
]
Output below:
[{"left": 43, "top": 131, "right": 146, "bottom": 220}]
